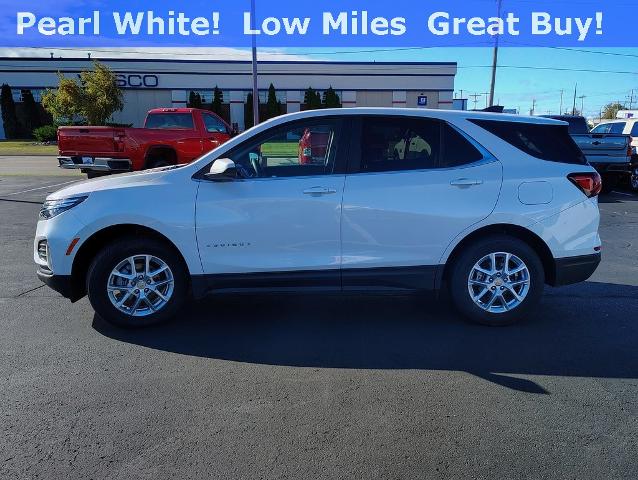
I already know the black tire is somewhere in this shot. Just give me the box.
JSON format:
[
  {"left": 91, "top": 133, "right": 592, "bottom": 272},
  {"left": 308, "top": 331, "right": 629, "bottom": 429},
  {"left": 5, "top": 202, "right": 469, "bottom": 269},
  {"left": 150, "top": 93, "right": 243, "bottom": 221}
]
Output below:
[
  {"left": 86, "top": 236, "right": 189, "bottom": 328},
  {"left": 86, "top": 171, "right": 109, "bottom": 179},
  {"left": 448, "top": 235, "right": 545, "bottom": 327},
  {"left": 601, "top": 174, "right": 616, "bottom": 194},
  {"left": 146, "top": 158, "right": 173, "bottom": 169}
]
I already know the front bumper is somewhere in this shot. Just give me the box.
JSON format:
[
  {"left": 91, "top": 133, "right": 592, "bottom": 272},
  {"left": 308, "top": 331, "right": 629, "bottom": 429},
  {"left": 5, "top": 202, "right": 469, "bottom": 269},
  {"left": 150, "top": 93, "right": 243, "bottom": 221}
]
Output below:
[
  {"left": 58, "top": 156, "right": 131, "bottom": 173},
  {"left": 552, "top": 253, "right": 601, "bottom": 287},
  {"left": 36, "top": 268, "right": 80, "bottom": 301}
]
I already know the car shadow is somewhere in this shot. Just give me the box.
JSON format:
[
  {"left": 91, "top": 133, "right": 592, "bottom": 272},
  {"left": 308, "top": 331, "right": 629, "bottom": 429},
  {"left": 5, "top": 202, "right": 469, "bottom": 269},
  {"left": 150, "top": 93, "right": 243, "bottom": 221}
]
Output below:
[
  {"left": 599, "top": 191, "right": 637, "bottom": 203},
  {"left": 94, "top": 281, "right": 638, "bottom": 394}
]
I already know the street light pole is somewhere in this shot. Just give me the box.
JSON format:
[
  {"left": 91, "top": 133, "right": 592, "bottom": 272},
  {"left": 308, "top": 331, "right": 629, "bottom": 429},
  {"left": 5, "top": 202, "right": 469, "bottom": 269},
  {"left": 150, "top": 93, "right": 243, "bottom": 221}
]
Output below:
[
  {"left": 250, "top": 0, "right": 259, "bottom": 127},
  {"left": 488, "top": 0, "right": 503, "bottom": 107}
]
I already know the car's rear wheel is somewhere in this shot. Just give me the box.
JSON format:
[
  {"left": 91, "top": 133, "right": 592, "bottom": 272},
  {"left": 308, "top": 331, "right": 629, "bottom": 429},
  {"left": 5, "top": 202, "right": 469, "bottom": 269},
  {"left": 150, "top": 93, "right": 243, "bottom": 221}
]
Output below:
[
  {"left": 86, "top": 237, "right": 188, "bottom": 328},
  {"left": 448, "top": 235, "right": 544, "bottom": 326}
]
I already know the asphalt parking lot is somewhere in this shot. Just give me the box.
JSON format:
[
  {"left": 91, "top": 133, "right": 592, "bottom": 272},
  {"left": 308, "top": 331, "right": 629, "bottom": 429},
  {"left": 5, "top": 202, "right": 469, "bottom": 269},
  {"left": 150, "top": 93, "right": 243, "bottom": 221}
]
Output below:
[{"left": 1, "top": 157, "right": 637, "bottom": 479}]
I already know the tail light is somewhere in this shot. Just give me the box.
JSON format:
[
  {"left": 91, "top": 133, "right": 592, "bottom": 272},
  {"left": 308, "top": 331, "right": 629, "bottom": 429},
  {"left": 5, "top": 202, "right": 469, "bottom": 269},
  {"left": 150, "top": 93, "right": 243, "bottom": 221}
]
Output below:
[
  {"left": 114, "top": 130, "right": 126, "bottom": 152},
  {"left": 628, "top": 139, "right": 633, "bottom": 157},
  {"left": 567, "top": 172, "right": 602, "bottom": 198}
]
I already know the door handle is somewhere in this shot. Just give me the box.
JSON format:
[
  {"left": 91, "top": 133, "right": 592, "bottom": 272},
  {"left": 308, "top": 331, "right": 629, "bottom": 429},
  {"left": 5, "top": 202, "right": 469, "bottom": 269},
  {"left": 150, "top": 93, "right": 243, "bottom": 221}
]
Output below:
[
  {"left": 450, "top": 178, "right": 483, "bottom": 187},
  {"left": 303, "top": 186, "right": 337, "bottom": 196}
]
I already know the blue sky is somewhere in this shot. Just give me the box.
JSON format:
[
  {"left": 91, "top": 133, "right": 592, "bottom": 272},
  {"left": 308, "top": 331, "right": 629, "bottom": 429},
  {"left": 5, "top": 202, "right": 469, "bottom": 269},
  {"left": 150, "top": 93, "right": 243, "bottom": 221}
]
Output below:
[{"left": 282, "top": 46, "right": 638, "bottom": 118}]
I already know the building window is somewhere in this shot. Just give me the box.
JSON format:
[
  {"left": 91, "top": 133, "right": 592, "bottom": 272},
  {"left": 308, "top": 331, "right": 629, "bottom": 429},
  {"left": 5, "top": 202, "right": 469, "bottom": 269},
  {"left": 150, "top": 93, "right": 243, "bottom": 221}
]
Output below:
[
  {"left": 187, "top": 89, "right": 230, "bottom": 104},
  {"left": 12, "top": 89, "right": 45, "bottom": 102},
  {"left": 244, "top": 90, "right": 287, "bottom": 104}
]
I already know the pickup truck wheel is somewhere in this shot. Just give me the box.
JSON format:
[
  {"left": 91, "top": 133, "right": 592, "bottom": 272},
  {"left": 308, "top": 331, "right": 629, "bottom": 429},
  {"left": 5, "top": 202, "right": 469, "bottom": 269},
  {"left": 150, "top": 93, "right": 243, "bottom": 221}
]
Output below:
[
  {"left": 601, "top": 174, "right": 617, "bottom": 194},
  {"left": 86, "top": 171, "right": 108, "bottom": 179},
  {"left": 631, "top": 172, "right": 638, "bottom": 192},
  {"left": 448, "top": 236, "right": 544, "bottom": 327},
  {"left": 86, "top": 237, "right": 188, "bottom": 328},
  {"left": 147, "top": 158, "right": 173, "bottom": 169}
]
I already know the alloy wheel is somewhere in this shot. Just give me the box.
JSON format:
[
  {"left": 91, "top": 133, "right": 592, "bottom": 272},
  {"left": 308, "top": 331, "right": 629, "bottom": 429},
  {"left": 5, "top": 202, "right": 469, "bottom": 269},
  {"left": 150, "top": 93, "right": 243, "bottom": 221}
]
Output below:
[
  {"left": 467, "top": 252, "right": 531, "bottom": 314},
  {"left": 107, "top": 254, "right": 175, "bottom": 317}
]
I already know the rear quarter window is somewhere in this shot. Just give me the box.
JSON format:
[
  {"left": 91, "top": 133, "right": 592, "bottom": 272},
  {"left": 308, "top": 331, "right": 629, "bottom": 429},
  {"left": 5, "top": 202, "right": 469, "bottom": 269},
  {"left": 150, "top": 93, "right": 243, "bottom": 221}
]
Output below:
[{"left": 470, "top": 119, "right": 587, "bottom": 165}]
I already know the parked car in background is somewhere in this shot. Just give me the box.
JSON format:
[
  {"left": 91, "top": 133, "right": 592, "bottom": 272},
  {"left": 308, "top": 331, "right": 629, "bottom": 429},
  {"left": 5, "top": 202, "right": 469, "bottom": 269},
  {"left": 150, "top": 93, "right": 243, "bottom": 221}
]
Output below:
[
  {"left": 544, "top": 115, "right": 633, "bottom": 192},
  {"left": 36, "top": 109, "right": 602, "bottom": 328},
  {"left": 591, "top": 116, "right": 638, "bottom": 191},
  {"left": 57, "top": 108, "right": 233, "bottom": 178}
]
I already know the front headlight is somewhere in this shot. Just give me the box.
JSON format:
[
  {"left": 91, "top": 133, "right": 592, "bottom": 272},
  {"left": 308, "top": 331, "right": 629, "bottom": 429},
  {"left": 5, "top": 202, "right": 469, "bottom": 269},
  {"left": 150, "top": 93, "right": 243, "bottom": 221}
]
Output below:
[{"left": 39, "top": 196, "right": 88, "bottom": 220}]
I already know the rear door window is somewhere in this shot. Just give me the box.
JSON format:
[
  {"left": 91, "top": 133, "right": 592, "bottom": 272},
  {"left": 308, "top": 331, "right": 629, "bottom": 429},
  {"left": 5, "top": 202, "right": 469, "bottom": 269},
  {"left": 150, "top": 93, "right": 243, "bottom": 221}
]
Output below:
[
  {"left": 470, "top": 119, "right": 586, "bottom": 165},
  {"left": 631, "top": 123, "right": 638, "bottom": 136},
  {"left": 145, "top": 113, "right": 194, "bottom": 130},
  {"left": 360, "top": 117, "right": 441, "bottom": 172},
  {"left": 355, "top": 117, "right": 485, "bottom": 173},
  {"left": 440, "top": 124, "right": 484, "bottom": 168}
]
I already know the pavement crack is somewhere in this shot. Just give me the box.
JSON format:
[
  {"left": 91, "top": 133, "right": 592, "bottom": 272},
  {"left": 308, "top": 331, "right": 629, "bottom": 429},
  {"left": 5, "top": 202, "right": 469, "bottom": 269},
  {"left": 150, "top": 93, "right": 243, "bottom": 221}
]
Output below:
[{"left": 15, "top": 285, "right": 45, "bottom": 297}]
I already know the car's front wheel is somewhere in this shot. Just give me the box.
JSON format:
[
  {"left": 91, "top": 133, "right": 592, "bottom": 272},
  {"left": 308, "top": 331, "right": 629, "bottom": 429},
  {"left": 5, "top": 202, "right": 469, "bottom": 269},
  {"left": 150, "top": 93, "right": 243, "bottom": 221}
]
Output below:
[
  {"left": 448, "top": 235, "right": 545, "bottom": 326},
  {"left": 86, "top": 237, "right": 188, "bottom": 328}
]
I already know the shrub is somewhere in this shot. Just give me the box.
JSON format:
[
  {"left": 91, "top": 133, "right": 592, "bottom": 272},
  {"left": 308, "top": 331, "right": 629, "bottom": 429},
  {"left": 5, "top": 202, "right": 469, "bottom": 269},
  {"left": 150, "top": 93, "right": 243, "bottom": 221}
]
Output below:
[
  {"left": 33, "top": 124, "right": 58, "bottom": 143},
  {"left": 1, "top": 83, "right": 20, "bottom": 139}
]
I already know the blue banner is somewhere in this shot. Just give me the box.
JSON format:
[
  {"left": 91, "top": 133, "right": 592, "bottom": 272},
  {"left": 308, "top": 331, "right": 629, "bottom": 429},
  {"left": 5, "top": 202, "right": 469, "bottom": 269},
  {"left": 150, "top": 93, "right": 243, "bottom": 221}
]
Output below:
[{"left": 1, "top": 0, "right": 634, "bottom": 48}]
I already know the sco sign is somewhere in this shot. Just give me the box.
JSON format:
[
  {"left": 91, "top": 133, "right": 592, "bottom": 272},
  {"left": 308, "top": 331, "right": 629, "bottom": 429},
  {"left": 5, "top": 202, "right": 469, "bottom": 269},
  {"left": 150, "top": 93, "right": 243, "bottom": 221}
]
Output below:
[{"left": 115, "top": 74, "right": 159, "bottom": 88}]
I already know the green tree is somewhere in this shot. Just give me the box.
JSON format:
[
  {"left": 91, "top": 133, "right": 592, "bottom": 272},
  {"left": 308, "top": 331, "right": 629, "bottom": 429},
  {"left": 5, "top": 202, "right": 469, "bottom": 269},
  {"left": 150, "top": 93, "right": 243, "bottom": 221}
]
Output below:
[
  {"left": 188, "top": 91, "right": 202, "bottom": 109},
  {"left": 42, "top": 62, "right": 123, "bottom": 126},
  {"left": 22, "top": 89, "right": 42, "bottom": 136},
  {"left": 80, "top": 61, "right": 124, "bottom": 125},
  {"left": 322, "top": 86, "right": 341, "bottom": 109},
  {"left": 244, "top": 92, "right": 255, "bottom": 130},
  {"left": 1, "top": 84, "right": 20, "bottom": 138},
  {"left": 210, "top": 86, "right": 224, "bottom": 117},
  {"left": 304, "top": 87, "right": 323, "bottom": 110},
  {"left": 265, "top": 83, "right": 281, "bottom": 119},
  {"left": 601, "top": 102, "right": 625, "bottom": 120},
  {"left": 41, "top": 73, "right": 84, "bottom": 124}
]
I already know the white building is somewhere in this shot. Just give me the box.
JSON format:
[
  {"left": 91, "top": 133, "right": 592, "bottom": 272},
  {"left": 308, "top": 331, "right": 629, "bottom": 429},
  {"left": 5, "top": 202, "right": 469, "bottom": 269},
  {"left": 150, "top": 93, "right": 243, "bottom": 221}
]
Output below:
[{"left": 0, "top": 57, "right": 457, "bottom": 134}]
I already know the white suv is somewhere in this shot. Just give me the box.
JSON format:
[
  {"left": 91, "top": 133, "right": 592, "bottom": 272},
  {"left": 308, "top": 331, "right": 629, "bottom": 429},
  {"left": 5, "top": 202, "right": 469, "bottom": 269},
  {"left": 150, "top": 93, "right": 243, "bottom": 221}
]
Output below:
[{"left": 34, "top": 108, "right": 602, "bottom": 327}]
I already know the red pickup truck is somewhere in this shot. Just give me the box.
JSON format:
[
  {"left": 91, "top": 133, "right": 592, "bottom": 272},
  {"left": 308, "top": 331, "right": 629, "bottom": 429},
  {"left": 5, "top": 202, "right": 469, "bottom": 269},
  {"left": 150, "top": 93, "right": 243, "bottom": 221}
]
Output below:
[{"left": 57, "top": 108, "right": 233, "bottom": 177}]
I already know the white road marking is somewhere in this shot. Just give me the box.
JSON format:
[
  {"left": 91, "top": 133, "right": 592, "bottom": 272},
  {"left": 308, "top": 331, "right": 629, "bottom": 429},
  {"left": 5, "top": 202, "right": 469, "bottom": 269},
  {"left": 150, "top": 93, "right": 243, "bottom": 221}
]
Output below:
[
  {"left": 4, "top": 180, "right": 80, "bottom": 196},
  {"left": 612, "top": 191, "right": 634, "bottom": 197}
]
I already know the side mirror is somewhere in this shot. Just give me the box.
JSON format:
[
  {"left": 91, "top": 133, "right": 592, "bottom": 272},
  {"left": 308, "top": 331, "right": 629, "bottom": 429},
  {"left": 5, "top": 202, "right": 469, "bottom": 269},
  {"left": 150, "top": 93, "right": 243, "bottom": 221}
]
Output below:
[{"left": 205, "top": 158, "right": 236, "bottom": 181}]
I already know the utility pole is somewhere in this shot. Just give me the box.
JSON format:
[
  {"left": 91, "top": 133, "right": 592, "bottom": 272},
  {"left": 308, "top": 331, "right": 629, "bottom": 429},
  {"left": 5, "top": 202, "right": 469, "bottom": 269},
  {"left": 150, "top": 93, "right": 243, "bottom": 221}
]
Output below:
[
  {"left": 250, "top": 0, "right": 259, "bottom": 127},
  {"left": 531, "top": 98, "right": 537, "bottom": 116},
  {"left": 488, "top": 0, "right": 503, "bottom": 107},
  {"left": 572, "top": 83, "right": 578, "bottom": 115},
  {"left": 578, "top": 95, "right": 586, "bottom": 115},
  {"left": 482, "top": 92, "right": 490, "bottom": 109},
  {"left": 559, "top": 89, "right": 564, "bottom": 115},
  {"left": 469, "top": 93, "right": 482, "bottom": 110},
  {"left": 629, "top": 89, "right": 635, "bottom": 109}
]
